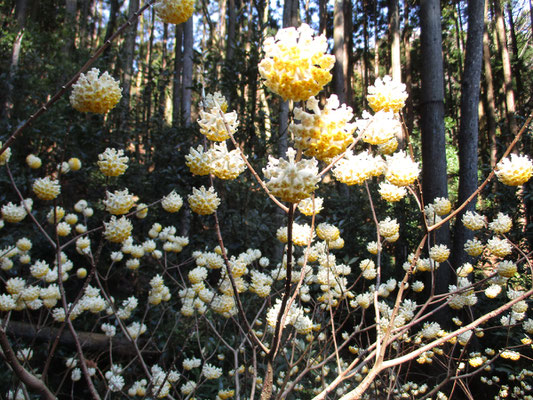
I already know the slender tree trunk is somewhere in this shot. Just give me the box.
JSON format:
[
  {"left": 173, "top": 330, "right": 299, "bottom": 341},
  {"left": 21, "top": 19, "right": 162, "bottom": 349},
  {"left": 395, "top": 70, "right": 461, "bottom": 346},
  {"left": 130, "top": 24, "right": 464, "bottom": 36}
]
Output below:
[
  {"left": 363, "top": 0, "right": 370, "bottom": 107},
  {"left": 182, "top": 17, "right": 194, "bottom": 127},
  {"left": 419, "top": 0, "right": 451, "bottom": 292},
  {"left": 344, "top": 0, "right": 353, "bottom": 106},
  {"left": 373, "top": 0, "right": 379, "bottom": 77},
  {"left": 119, "top": 0, "right": 140, "bottom": 133},
  {"left": 63, "top": 0, "right": 77, "bottom": 56},
  {"left": 506, "top": 2, "right": 523, "bottom": 102},
  {"left": 334, "top": 0, "right": 346, "bottom": 104},
  {"left": 482, "top": 0, "right": 499, "bottom": 168},
  {"left": 172, "top": 25, "right": 184, "bottom": 127},
  {"left": 389, "top": 0, "right": 401, "bottom": 82},
  {"left": 494, "top": 0, "right": 518, "bottom": 139},
  {"left": 225, "top": 0, "right": 236, "bottom": 102},
  {"left": 451, "top": 0, "right": 485, "bottom": 270},
  {"left": 3, "top": 0, "right": 27, "bottom": 120},
  {"left": 319, "top": 0, "right": 327, "bottom": 36},
  {"left": 402, "top": 2, "right": 414, "bottom": 136}
]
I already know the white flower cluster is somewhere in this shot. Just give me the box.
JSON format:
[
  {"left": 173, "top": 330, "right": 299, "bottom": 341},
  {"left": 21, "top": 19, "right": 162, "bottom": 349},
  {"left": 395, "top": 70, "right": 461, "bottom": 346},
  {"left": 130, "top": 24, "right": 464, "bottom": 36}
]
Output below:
[{"left": 266, "top": 298, "right": 314, "bottom": 334}]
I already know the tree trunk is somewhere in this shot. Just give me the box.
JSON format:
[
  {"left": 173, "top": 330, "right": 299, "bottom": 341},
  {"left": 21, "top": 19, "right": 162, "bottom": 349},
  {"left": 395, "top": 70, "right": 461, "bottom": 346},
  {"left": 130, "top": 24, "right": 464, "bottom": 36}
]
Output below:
[
  {"left": 506, "top": 2, "right": 523, "bottom": 103},
  {"left": 119, "top": 0, "right": 140, "bottom": 133},
  {"left": 182, "top": 17, "right": 194, "bottom": 127},
  {"left": 482, "top": 0, "right": 499, "bottom": 168},
  {"left": 63, "top": 0, "right": 77, "bottom": 56},
  {"left": 172, "top": 24, "right": 184, "bottom": 127},
  {"left": 362, "top": 0, "right": 370, "bottom": 107},
  {"left": 319, "top": 0, "right": 327, "bottom": 36},
  {"left": 451, "top": 0, "right": 485, "bottom": 270},
  {"left": 402, "top": 1, "right": 414, "bottom": 136},
  {"left": 225, "top": 0, "right": 236, "bottom": 102},
  {"left": 344, "top": 0, "right": 353, "bottom": 106},
  {"left": 373, "top": 0, "right": 379, "bottom": 77},
  {"left": 419, "top": 0, "right": 451, "bottom": 293},
  {"left": 494, "top": 0, "right": 518, "bottom": 139},
  {"left": 389, "top": 0, "right": 401, "bottom": 82},
  {"left": 334, "top": 0, "right": 346, "bottom": 104}
]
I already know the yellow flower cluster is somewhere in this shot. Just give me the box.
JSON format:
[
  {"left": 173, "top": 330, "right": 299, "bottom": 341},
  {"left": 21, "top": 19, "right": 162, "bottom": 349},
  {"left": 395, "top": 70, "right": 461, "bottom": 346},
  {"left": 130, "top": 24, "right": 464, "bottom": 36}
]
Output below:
[
  {"left": 316, "top": 223, "right": 340, "bottom": 242},
  {"left": 188, "top": 186, "right": 220, "bottom": 215},
  {"left": 2, "top": 202, "right": 28, "bottom": 223},
  {"left": 495, "top": 154, "right": 533, "bottom": 186},
  {"left": 497, "top": 260, "right": 517, "bottom": 278},
  {"left": 488, "top": 212, "right": 512, "bottom": 234},
  {"left": 367, "top": 75, "right": 408, "bottom": 113},
  {"left": 97, "top": 148, "right": 129, "bottom": 177},
  {"left": 357, "top": 111, "right": 401, "bottom": 146},
  {"left": 263, "top": 148, "right": 320, "bottom": 203},
  {"left": 185, "top": 145, "right": 212, "bottom": 176},
  {"left": 33, "top": 177, "right": 61, "bottom": 200},
  {"left": 464, "top": 238, "right": 484, "bottom": 257},
  {"left": 210, "top": 142, "right": 247, "bottom": 180},
  {"left": 154, "top": 0, "right": 194, "bottom": 25},
  {"left": 462, "top": 211, "right": 485, "bottom": 230},
  {"left": 378, "top": 137, "right": 398, "bottom": 155},
  {"left": 290, "top": 95, "right": 356, "bottom": 161},
  {"left": 103, "top": 189, "right": 136, "bottom": 215},
  {"left": 104, "top": 216, "right": 133, "bottom": 243},
  {"left": 297, "top": 196, "right": 323, "bottom": 216},
  {"left": 161, "top": 190, "right": 183, "bottom": 213},
  {"left": 429, "top": 244, "right": 450, "bottom": 263},
  {"left": 148, "top": 275, "right": 171, "bottom": 305},
  {"left": 202, "top": 91, "right": 228, "bottom": 113},
  {"left": 70, "top": 68, "right": 122, "bottom": 113},
  {"left": 332, "top": 151, "right": 380, "bottom": 185},
  {"left": 378, "top": 182, "right": 406, "bottom": 202},
  {"left": 258, "top": 23, "right": 335, "bottom": 101},
  {"left": 378, "top": 217, "right": 399, "bottom": 239},
  {"left": 198, "top": 107, "right": 239, "bottom": 142},
  {"left": 384, "top": 151, "right": 419, "bottom": 186},
  {"left": 0, "top": 142, "right": 11, "bottom": 165},
  {"left": 26, "top": 154, "right": 42, "bottom": 169}
]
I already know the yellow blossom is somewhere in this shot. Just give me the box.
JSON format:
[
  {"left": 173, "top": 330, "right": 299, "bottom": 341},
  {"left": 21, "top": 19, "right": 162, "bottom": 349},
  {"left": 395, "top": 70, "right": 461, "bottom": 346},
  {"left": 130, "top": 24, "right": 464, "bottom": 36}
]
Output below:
[
  {"left": 33, "top": 177, "right": 61, "bottom": 200},
  {"left": 154, "top": 0, "right": 194, "bottom": 25},
  {"left": 188, "top": 186, "right": 221, "bottom": 215},
  {"left": 367, "top": 75, "right": 408, "bottom": 113},
  {"left": 495, "top": 154, "right": 533, "bottom": 186},
  {"left": 70, "top": 68, "right": 122, "bottom": 113}
]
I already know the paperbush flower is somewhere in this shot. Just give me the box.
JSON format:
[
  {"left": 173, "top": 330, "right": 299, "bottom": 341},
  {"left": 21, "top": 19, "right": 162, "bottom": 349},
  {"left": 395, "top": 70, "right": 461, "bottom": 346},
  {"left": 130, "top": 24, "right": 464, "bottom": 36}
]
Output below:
[
  {"left": 497, "top": 260, "right": 517, "bottom": 278},
  {"left": 367, "top": 75, "right": 408, "bottom": 113},
  {"left": 378, "top": 182, "right": 406, "bottom": 202},
  {"left": 429, "top": 244, "right": 450, "bottom": 263},
  {"left": 0, "top": 142, "right": 11, "bottom": 165},
  {"left": 70, "top": 68, "right": 122, "bottom": 113},
  {"left": 161, "top": 190, "right": 183, "bottom": 213},
  {"left": 1, "top": 202, "right": 27, "bottom": 223},
  {"left": 462, "top": 211, "right": 485, "bottom": 230},
  {"left": 378, "top": 137, "right": 398, "bottom": 155},
  {"left": 357, "top": 111, "right": 401, "bottom": 145},
  {"left": 297, "top": 196, "right": 323, "bottom": 216},
  {"left": 198, "top": 106, "right": 239, "bottom": 142},
  {"left": 185, "top": 145, "right": 212, "bottom": 175},
  {"left": 258, "top": 23, "right": 335, "bottom": 101},
  {"left": 97, "top": 148, "right": 129, "bottom": 176},
  {"left": 104, "top": 216, "right": 133, "bottom": 243},
  {"left": 495, "top": 154, "right": 533, "bottom": 186},
  {"left": 384, "top": 151, "right": 419, "bottom": 186},
  {"left": 154, "top": 0, "right": 194, "bottom": 24},
  {"left": 316, "top": 223, "right": 340, "bottom": 242},
  {"left": 292, "top": 223, "right": 315, "bottom": 246},
  {"left": 47, "top": 206, "right": 65, "bottom": 224},
  {"left": 202, "top": 91, "right": 228, "bottom": 112},
  {"left": 290, "top": 95, "right": 356, "bottom": 161},
  {"left": 103, "top": 189, "right": 136, "bottom": 215},
  {"left": 487, "top": 237, "right": 512, "bottom": 257},
  {"left": 209, "top": 142, "right": 246, "bottom": 180},
  {"left": 263, "top": 148, "right": 320, "bottom": 203},
  {"left": 332, "top": 150, "right": 374, "bottom": 185},
  {"left": 188, "top": 186, "right": 220, "bottom": 215},
  {"left": 488, "top": 212, "right": 512, "bottom": 234},
  {"left": 26, "top": 154, "right": 42, "bottom": 169},
  {"left": 33, "top": 177, "right": 61, "bottom": 200},
  {"left": 433, "top": 197, "right": 451, "bottom": 215},
  {"left": 378, "top": 217, "right": 399, "bottom": 238}
]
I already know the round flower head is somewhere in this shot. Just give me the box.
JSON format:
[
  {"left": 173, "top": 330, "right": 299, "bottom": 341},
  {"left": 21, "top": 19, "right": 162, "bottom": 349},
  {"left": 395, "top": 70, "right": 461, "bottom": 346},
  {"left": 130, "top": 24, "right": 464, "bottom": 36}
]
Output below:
[
  {"left": 26, "top": 154, "right": 42, "bottom": 169},
  {"left": 378, "top": 217, "right": 399, "bottom": 238},
  {"left": 68, "top": 158, "right": 82, "bottom": 171},
  {"left": 357, "top": 110, "right": 401, "bottom": 146},
  {"left": 385, "top": 151, "right": 419, "bottom": 186},
  {"left": 0, "top": 142, "right": 11, "bottom": 165},
  {"left": 263, "top": 148, "right": 320, "bottom": 203},
  {"left": 487, "top": 237, "right": 512, "bottom": 258},
  {"left": 188, "top": 186, "right": 221, "bottom": 215},
  {"left": 378, "top": 137, "right": 398, "bottom": 155},
  {"left": 209, "top": 142, "right": 247, "bottom": 180},
  {"left": 433, "top": 197, "right": 451, "bottom": 216},
  {"left": 429, "top": 244, "right": 450, "bottom": 263},
  {"left": 104, "top": 216, "right": 133, "bottom": 243},
  {"left": 297, "top": 196, "right": 324, "bottom": 216},
  {"left": 497, "top": 260, "right": 517, "bottom": 278},
  {"left": 33, "top": 177, "right": 61, "bottom": 200},
  {"left": 201, "top": 91, "right": 228, "bottom": 113},
  {"left": 103, "top": 189, "right": 136, "bottom": 215},
  {"left": 161, "top": 190, "right": 183, "bottom": 213},
  {"left": 98, "top": 148, "right": 129, "bottom": 177},
  {"left": 185, "top": 145, "right": 212, "bottom": 176},
  {"left": 464, "top": 238, "right": 484, "bottom": 257},
  {"left": 154, "top": 0, "right": 194, "bottom": 24},
  {"left": 462, "top": 211, "right": 485, "bottom": 230},
  {"left": 495, "top": 154, "right": 533, "bottom": 186},
  {"left": 292, "top": 223, "right": 315, "bottom": 246},
  {"left": 70, "top": 68, "right": 122, "bottom": 113},
  {"left": 198, "top": 107, "right": 239, "bottom": 142},
  {"left": 378, "top": 182, "right": 406, "bottom": 202},
  {"left": 488, "top": 212, "right": 512, "bottom": 235},
  {"left": 367, "top": 75, "right": 408, "bottom": 113},
  {"left": 1, "top": 202, "right": 27, "bottom": 223},
  {"left": 290, "top": 95, "right": 356, "bottom": 161},
  {"left": 258, "top": 23, "right": 335, "bottom": 101},
  {"left": 316, "top": 222, "right": 340, "bottom": 242},
  {"left": 332, "top": 150, "right": 374, "bottom": 185}
]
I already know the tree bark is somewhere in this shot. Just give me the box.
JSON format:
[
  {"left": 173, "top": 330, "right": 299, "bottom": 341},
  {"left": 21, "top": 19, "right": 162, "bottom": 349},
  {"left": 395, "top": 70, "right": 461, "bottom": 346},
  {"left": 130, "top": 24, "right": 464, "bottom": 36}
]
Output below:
[
  {"left": 451, "top": 0, "right": 485, "bottom": 270},
  {"left": 334, "top": 0, "right": 346, "bottom": 104},
  {"left": 389, "top": 0, "right": 401, "bottom": 82},
  {"left": 419, "top": 0, "right": 451, "bottom": 292},
  {"left": 182, "top": 17, "right": 194, "bottom": 127},
  {"left": 172, "top": 24, "right": 184, "bottom": 127},
  {"left": 344, "top": 0, "right": 353, "bottom": 106},
  {"left": 506, "top": 1, "right": 523, "bottom": 102}
]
